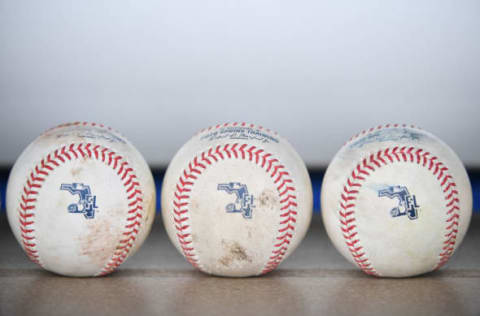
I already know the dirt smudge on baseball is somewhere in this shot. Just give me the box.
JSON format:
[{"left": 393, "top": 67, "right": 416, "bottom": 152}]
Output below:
[
  {"left": 218, "top": 240, "right": 252, "bottom": 267},
  {"left": 189, "top": 199, "right": 200, "bottom": 213},
  {"left": 258, "top": 189, "right": 278, "bottom": 210},
  {"left": 192, "top": 233, "right": 198, "bottom": 242},
  {"left": 80, "top": 216, "right": 120, "bottom": 270},
  {"left": 141, "top": 191, "right": 156, "bottom": 233},
  {"left": 70, "top": 166, "right": 83, "bottom": 177}
]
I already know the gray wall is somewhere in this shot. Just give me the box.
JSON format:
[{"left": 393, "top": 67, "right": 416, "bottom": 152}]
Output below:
[{"left": 1, "top": 0, "right": 479, "bottom": 167}]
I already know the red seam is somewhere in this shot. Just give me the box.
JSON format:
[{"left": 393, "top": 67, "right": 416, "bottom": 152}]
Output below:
[
  {"left": 18, "top": 143, "right": 144, "bottom": 276},
  {"left": 172, "top": 143, "right": 297, "bottom": 274},
  {"left": 339, "top": 146, "right": 460, "bottom": 276}
]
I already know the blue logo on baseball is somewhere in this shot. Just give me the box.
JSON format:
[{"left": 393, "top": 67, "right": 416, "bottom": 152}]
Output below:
[
  {"left": 217, "top": 182, "right": 254, "bottom": 219},
  {"left": 60, "top": 183, "right": 98, "bottom": 219},
  {"left": 378, "top": 185, "right": 420, "bottom": 220}
]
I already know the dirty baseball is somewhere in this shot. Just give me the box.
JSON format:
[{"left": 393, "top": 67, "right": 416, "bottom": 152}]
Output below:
[
  {"left": 6, "top": 122, "right": 156, "bottom": 277},
  {"left": 321, "top": 124, "right": 472, "bottom": 277},
  {"left": 161, "top": 123, "right": 313, "bottom": 277}
]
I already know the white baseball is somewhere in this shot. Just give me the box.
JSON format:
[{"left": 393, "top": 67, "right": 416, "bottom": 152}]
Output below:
[
  {"left": 321, "top": 124, "right": 472, "bottom": 277},
  {"left": 6, "top": 122, "right": 156, "bottom": 277},
  {"left": 161, "top": 123, "right": 312, "bottom": 277}
]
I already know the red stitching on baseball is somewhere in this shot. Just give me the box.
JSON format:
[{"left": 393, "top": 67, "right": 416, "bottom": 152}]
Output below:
[
  {"left": 172, "top": 143, "right": 297, "bottom": 274},
  {"left": 340, "top": 146, "right": 460, "bottom": 276},
  {"left": 18, "top": 143, "right": 143, "bottom": 276}
]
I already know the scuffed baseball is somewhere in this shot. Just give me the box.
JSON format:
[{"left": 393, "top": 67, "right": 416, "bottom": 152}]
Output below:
[
  {"left": 321, "top": 124, "right": 472, "bottom": 277},
  {"left": 6, "top": 122, "right": 156, "bottom": 277},
  {"left": 161, "top": 123, "right": 313, "bottom": 277}
]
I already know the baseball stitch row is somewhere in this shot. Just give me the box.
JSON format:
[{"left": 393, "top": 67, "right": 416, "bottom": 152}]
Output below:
[
  {"left": 197, "top": 122, "right": 278, "bottom": 136},
  {"left": 18, "top": 143, "right": 144, "bottom": 275},
  {"left": 172, "top": 143, "right": 297, "bottom": 274},
  {"left": 340, "top": 146, "right": 460, "bottom": 276}
]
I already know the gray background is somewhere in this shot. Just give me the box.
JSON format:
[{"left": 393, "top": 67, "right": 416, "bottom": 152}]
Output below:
[{"left": 1, "top": 0, "right": 479, "bottom": 168}]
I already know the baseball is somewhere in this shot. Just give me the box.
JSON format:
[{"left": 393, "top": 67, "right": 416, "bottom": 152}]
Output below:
[
  {"left": 6, "top": 122, "right": 156, "bottom": 277},
  {"left": 161, "top": 122, "right": 312, "bottom": 277},
  {"left": 321, "top": 124, "right": 472, "bottom": 277}
]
